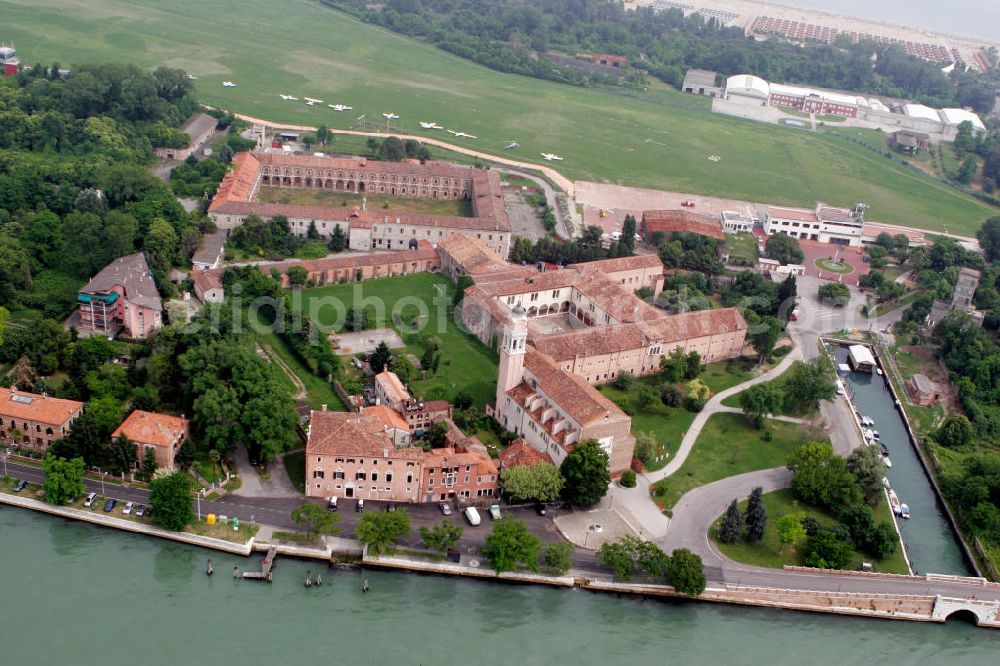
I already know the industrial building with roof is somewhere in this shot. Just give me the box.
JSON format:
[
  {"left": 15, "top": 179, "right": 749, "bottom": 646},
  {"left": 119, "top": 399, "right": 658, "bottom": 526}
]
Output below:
[
  {"left": 208, "top": 151, "right": 512, "bottom": 257},
  {"left": 77, "top": 252, "right": 163, "bottom": 339},
  {"left": 154, "top": 113, "right": 218, "bottom": 161},
  {"left": 722, "top": 74, "right": 985, "bottom": 141}
]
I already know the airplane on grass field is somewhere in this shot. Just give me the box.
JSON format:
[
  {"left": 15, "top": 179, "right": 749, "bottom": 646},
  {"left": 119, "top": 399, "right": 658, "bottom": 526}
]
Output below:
[
  {"left": 382, "top": 112, "right": 399, "bottom": 120},
  {"left": 304, "top": 97, "right": 323, "bottom": 106},
  {"left": 186, "top": 74, "right": 199, "bottom": 80},
  {"left": 447, "top": 130, "right": 478, "bottom": 139},
  {"left": 222, "top": 81, "right": 236, "bottom": 87},
  {"left": 329, "top": 104, "right": 353, "bottom": 112},
  {"left": 419, "top": 121, "right": 443, "bottom": 129},
  {"left": 505, "top": 141, "right": 519, "bottom": 149},
  {"left": 279, "top": 93, "right": 298, "bottom": 101},
  {"left": 541, "top": 153, "right": 563, "bottom": 161}
]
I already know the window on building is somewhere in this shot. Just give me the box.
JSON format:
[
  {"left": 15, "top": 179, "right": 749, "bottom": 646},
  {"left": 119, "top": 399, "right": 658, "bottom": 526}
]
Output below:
[
  {"left": 386, "top": 473, "right": 393, "bottom": 482},
  {"left": 372, "top": 472, "right": 378, "bottom": 482},
  {"left": 312, "top": 470, "right": 325, "bottom": 479},
  {"left": 356, "top": 471, "right": 366, "bottom": 481},
  {"left": 334, "top": 470, "right": 344, "bottom": 480}
]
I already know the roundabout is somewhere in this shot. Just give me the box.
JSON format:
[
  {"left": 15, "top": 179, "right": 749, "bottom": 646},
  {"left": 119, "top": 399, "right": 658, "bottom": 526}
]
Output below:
[{"left": 814, "top": 257, "right": 855, "bottom": 274}]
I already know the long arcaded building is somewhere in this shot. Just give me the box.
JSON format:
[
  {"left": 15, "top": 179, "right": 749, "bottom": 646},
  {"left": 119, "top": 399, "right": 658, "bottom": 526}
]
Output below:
[{"left": 208, "top": 151, "right": 512, "bottom": 257}]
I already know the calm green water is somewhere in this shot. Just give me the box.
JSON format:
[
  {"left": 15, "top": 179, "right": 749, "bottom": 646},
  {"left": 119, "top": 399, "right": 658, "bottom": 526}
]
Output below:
[
  {"left": 1, "top": 509, "right": 997, "bottom": 664},
  {"left": 836, "top": 348, "right": 970, "bottom": 576}
]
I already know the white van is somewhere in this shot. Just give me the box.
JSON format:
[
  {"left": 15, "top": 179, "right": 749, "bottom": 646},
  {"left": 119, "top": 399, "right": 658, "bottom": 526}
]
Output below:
[
  {"left": 464, "top": 507, "right": 481, "bottom": 526},
  {"left": 83, "top": 492, "right": 97, "bottom": 508}
]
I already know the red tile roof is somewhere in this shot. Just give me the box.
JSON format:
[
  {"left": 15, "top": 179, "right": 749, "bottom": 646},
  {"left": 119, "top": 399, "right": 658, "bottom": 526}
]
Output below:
[
  {"left": 0, "top": 388, "right": 83, "bottom": 427},
  {"left": 422, "top": 446, "right": 498, "bottom": 477},
  {"left": 375, "top": 371, "right": 411, "bottom": 405},
  {"left": 522, "top": 348, "right": 625, "bottom": 425},
  {"left": 498, "top": 438, "right": 553, "bottom": 468},
  {"left": 112, "top": 410, "right": 188, "bottom": 448},
  {"left": 641, "top": 210, "right": 724, "bottom": 240},
  {"left": 306, "top": 411, "right": 423, "bottom": 458},
  {"left": 363, "top": 404, "right": 409, "bottom": 432}
]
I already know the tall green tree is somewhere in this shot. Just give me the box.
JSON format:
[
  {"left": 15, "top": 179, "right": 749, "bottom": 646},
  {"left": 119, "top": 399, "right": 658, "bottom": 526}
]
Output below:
[
  {"left": 370, "top": 341, "right": 393, "bottom": 374},
  {"left": 483, "top": 518, "right": 542, "bottom": 573},
  {"left": 108, "top": 433, "right": 136, "bottom": 476},
  {"left": 501, "top": 463, "right": 565, "bottom": 503},
  {"left": 138, "top": 448, "right": 159, "bottom": 482},
  {"left": 355, "top": 509, "right": 411, "bottom": 554},
  {"left": 719, "top": 498, "right": 743, "bottom": 544},
  {"left": 42, "top": 455, "right": 86, "bottom": 505},
  {"left": 738, "top": 381, "right": 784, "bottom": 429},
  {"left": 149, "top": 472, "right": 194, "bottom": 531},
  {"left": 845, "top": 445, "right": 887, "bottom": 505},
  {"left": 560, "top": 439, "right": 610, "bottom": 506},
  {"left": 291, "top": 503, "right": 341, "bottom": 538},
  {"left": 747, "top": 316, "right": 782, "bottom": 365},
  {"left": 937, "top": 414, "right": 973, "bottom": 449},
  {"left": 765, "top": 234, "right": 804, "bottom": 265},
  {"left": 745, "top": 486, "right": 767, "bottom": 543},
  {"left": 665, "top": 548, "right": 706, "bottom": 596},
  {"left": 419, "top": 520, "right": 464, "bottom": 552},
  {"left": 329, "top": 224, "right": 347, "bottom": 252},
  {"left": 977, "top": 217, "right": 1000, "bottom": 263},
  {"left": 541, "top": 542, "right": 573, "bottom": 574}
]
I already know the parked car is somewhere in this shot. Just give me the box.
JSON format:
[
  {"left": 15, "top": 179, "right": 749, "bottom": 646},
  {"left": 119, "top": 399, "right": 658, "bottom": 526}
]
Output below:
[
  {"left": 534, "top": 503, "right": 547, "bottom": 516},
  {"left": 489, "top": 504, "right": 501, "bottom": 520},
  {"left": 327, "top": 496, "right": 338, "bottom": 512},
  {"left": 356, "top": 499, "right": 365, "bottom": 513},
  {"left": 464, "top": 507, "right": 481, "bottom": 526},
  {"left": 13, "top": 479, "right": 27, "bottom": 493},
  {"left": 135, "top": 504, "right": 147, "bottom": 517},
  {"left": 83, "top": 492, "right": 98, "bottom": 507},
  {"left": 122, "top": 501, "right": 134, "bottom": 516},
  {"left": 439, "top": 502, "right": 452, "bottom": 516},
  {"left": 102, "top": 498, "right": 117, "bottom": 512}
]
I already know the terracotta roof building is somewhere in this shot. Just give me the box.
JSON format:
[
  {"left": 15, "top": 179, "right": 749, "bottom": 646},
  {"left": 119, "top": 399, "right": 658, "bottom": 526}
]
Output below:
[
  {"left": 363, "top": 404, "right": 412, "bottom": 448},
  {"left": 78, "top": 253, "right": 163, "bottom": 339},
  {"left": 208, "top": 151, "right": 512, "bottom": 257},
  {"left": 155, "top": 112, "right": 217, "bottom": 161},
  {"left": 111, "top": 410, "right": 189, "bottom": 471},
  {"left": 0, "top": 388, "right": 83, "bottom": 452},
  {"left": 498, "top": 438, "right": 553, "bottom": 469},
  {"left": 304, "top": 410, "right": 498, "bottom": 503},
  {"left": 640, "top": 210, "right": 725, "bottom": 241},
  {"left": 374, "top": 371, "right": 411, "bottom": 411}
]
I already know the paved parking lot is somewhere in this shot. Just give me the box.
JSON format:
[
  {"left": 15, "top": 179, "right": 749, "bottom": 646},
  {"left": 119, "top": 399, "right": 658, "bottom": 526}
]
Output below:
[{"left": 333, "top": 328, "right": 405, "bottom": 355}]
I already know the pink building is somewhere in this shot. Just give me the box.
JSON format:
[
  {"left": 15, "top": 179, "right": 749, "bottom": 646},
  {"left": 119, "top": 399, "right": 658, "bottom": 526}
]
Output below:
[
  {"left": 78, "top": 253, "right": 163, "bottom": 339},
  {"left": 419, "top": 446, "right": 498, "bottom": 503},
  {"left": 111, "top": 410, "right": 189, "bottom": 471},
  {"left": 305, "top": 411, "right": 424, "bottom": 501}
]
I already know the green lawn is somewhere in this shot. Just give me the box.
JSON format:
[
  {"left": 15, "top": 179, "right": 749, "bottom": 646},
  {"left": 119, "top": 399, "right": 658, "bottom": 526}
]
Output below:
[
  {"left": 711, "top": 488, "right": 909, "bottom": 574},
  {"left": 651, "top": 413, "right": 820, "bottom": 511},
  {"left": 257, "top": 186, "right": 474, "bottom": 217},
  {"left": 723, "top": 232, "right": 759, "bottom": 265},
  {"left": 301, "top": 273, "right": 498, "bottom": 408},
  {"left": 283, "top": 450, "right": 306, "bottom": 494},
  {"left": 699, "top": 355, "right": 763, "bottom": 394},
  {"left": 252, "top": 328, "right": 348, "bottom": 412},
  {"left": 7, "top": 0, "right": 997, "bottom": 234},
  {"left": 599, "top": 381, "right": 695, "bottom": 471}
]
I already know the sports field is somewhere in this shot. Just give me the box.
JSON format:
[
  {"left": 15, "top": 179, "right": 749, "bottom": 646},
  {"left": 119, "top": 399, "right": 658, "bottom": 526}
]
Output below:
[{"left": 6, "top": 0, "right": 996, "bottom": 234}]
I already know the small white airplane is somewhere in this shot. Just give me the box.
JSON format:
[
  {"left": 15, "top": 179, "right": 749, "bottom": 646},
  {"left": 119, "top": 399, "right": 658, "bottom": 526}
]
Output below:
[
  {"left": 419, "top": 121, "right": 443, "bottom": 130},
  {"left": 382, "top": 112, "right": 399, "bottom": 120},
  {"left": 449, "top": 131, "right": 477, "bottom": 139},
  {"left": 304, "top": 97, "right": 323, "bottom": 106},
  {"left": 505, "top": 141, "right": 519, "bottom": 150},
  {"left": 279, "top": 94, "right": 298, "bottom": 101},
  {"left": 222, "top": 81, "right": 236, "bottom": 87},
  {"left": 541, "top": 153, "right": 563, "bottom": 161},
  {"left": 328, "top": 104, "right": 353, "bottom": 112},
  {"left": 186, "top": 74, "right": 199, "bottom": 80}
]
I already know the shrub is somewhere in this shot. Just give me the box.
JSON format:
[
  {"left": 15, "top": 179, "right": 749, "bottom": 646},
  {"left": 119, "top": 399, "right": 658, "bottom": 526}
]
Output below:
[{"left": 620, "top": 470, "right": 637, "bottom": 488}]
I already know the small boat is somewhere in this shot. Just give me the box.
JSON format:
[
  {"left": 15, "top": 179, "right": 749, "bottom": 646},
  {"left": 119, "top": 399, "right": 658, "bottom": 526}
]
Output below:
[
  {"left": 876, "top": 368, "right": 884, "bottom": 376},
  {"left": 882, "top": 455, "right": 892, "bottom": 468},
  {"left": 872, "top": 430, "right": 881, "bottom": 441},
  {"left": 882, "top": 476, "right": 890, "bottom": 488},
  {"left": 879, "top": 442, "right": 889, "bottom": 457},
  {"left": 900, "top": 504, "right": 911, "bottom": 519},
  {"left": 861, "top": 415, "right": 875, "bottom": 427},
  {"left": 863, "top": 428, "right": 875, "bottom": 441},
  {"left": 889, "top": 490, "right": 901, "bottom": 515}
]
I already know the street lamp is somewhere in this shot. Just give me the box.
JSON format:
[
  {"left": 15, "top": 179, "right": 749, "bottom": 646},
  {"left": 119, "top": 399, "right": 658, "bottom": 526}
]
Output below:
[
  {"left": 1, "top": 449, "right": 7, "bottom": 478},
  {"left": 197, "top": 489, "right": 204, "bottom": 520},
  {"left": 97, "top": 468, "right": 105, "bottom": 496}
]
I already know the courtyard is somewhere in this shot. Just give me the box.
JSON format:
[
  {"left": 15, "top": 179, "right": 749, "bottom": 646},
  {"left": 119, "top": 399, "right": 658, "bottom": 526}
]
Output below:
[
  {"left": 257, "top": 186, "right": 474, "bottom": 217},
  {"left": 332, "top": 328, "right": 405, "bottom": 356}
]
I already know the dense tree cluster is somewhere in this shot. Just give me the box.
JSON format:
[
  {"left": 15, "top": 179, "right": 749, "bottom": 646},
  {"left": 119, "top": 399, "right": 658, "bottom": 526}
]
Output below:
[
  {"left": 324, "top": 0, "right": 973, "bottom": 108},
  {"left": 0, "top": 65, "right": 212, "bottom": 318}
]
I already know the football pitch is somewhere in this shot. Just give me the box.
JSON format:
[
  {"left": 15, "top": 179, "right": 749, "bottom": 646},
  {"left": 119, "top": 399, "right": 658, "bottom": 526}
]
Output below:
[{"left": 5, "top": 0, "right": 996, "bottom": 235}]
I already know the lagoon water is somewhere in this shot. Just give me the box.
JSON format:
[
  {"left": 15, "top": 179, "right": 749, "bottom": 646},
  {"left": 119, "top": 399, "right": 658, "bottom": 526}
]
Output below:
[
  {"left": 768, "top": 0, "right": 1000, "bottom": 42},
  {"left": 2, "top": 509, "right": 998, "bottom": 664}
]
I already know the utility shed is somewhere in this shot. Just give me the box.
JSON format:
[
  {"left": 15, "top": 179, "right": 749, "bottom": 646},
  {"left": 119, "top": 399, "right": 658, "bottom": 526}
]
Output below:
[{"left": 848, "top": 345, "right": 876, "bottom": 373}]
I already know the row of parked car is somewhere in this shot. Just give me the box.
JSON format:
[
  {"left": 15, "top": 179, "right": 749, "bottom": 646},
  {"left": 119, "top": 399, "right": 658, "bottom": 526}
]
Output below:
[
  {"left": 82, "top": 492, "right": 151, "bottom": 517},
  {"left": 324, "top": 495, "right": 526, "bottom": 527}
]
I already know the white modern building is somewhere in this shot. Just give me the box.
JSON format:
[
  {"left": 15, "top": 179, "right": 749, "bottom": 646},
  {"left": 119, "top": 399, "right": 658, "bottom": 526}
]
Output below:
[
  {"left": 721, "top": 210, "right": 753, "bottom": 234},
  {"left": 764, "top": 202, "right": 866, "bottom": 247}
]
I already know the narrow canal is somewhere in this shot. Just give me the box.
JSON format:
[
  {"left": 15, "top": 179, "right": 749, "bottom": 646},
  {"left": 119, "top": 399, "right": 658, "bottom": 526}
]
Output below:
[{"left": 834, "top": 346, "right": 970, "bottom": 576}]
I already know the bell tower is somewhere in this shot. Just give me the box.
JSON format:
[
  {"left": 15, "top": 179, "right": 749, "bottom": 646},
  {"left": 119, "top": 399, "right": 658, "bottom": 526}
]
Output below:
[{"left": 496, "top": 304, "right": 528, "bottom": 411}]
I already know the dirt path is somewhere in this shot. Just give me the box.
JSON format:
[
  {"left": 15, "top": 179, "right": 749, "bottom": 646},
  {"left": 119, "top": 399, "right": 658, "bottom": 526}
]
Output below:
[{"left": 259, "top": 343, "right": 307, "bottom": 402}]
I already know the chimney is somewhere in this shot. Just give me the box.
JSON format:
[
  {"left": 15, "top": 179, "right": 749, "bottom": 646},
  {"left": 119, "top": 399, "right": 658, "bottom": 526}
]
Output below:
[{"left": 321, "top": 404, "right": 327, "bottom": 412}]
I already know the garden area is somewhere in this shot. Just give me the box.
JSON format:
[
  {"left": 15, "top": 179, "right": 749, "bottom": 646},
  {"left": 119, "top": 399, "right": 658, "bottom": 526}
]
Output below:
[
  {"left": 651, "top": 413, "right": 825, "bottom": 511},
  {"left": 711, "top": 488, "right": 908, "bottom": 574},
  {"left": 300, "top": 273, "right": 499, "bottom": 408},
  {"left": 257, "top": 187, "right": 474, "bottom": 217},
  {"left": 722, "top": 232, "right": 759, "bottom": 266}
]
